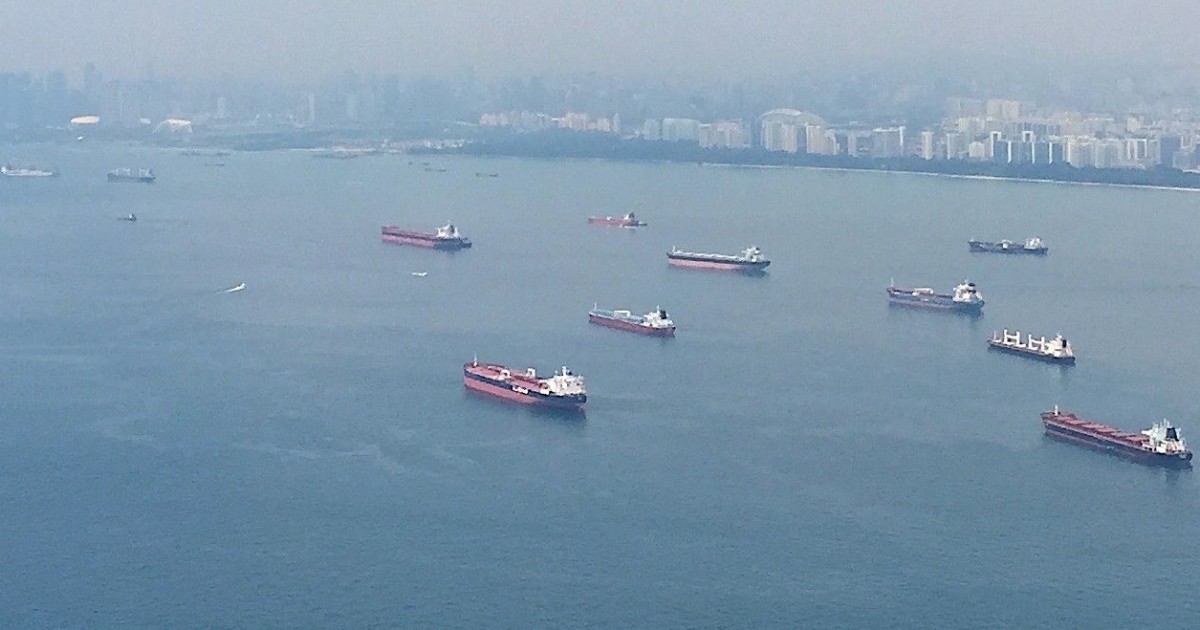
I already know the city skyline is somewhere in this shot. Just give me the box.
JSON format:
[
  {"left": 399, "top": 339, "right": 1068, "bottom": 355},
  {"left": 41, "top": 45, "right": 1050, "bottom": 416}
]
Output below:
[{"left": 5, "top": 0, "right": 1200, "bottom": 81}]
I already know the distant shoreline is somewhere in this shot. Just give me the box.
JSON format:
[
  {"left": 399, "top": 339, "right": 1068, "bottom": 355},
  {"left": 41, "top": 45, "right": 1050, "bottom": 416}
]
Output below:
[{"left": 425, "top": 130, "right": 1200, "bottom": 193}]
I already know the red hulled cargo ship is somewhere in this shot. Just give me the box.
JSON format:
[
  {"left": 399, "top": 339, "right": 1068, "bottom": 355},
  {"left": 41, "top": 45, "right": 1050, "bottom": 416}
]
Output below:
[
  {"left": 588, "top": 212, "right": 646, "bottom": 228},
  {"left": 1041, "top": 407, "right": 1192, "bottom": 469},
  {"left": 463, "top": 359, "right": 587, "bottom": 409},
  {"left": 381, "top": 223, "right": 472, "bottom": 250}
]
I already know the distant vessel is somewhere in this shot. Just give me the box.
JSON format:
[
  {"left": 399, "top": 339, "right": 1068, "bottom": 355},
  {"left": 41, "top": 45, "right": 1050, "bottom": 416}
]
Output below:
[
  {"left": 381, "top": 223, "right": 472, "bottom": 250},
  {"left": 588, "top": 305, "right": 675, "bottom": 336},
  {"left": 1041, "top": 407, "right": 1192, "bottom": 469},
  {"left": 667, "top": 245, "right": 769, "bottom": 273},
  {"left": 1, "top": 164, "right": 58, "bottom": 177},
  {"left": 968, "top": 237, "right": 1048, "bottom": 255},
  {"left": 107, "top": 168, "right": 156, "bottom": 183},
  {"left": 988, "top": 329, "right": 1074, "bottom": 364},
  {"left": 223, "top": 283, "right": 246, "bottom": 293},
  {"left": 119, "top": 214, "right": 137, "bottom": 222},
  {"left": 589, "top": 212, "right": 646, "bottom": 228},
  {"left": 474, "top": 172, "right": 500, "bottom": 178},
  {"left": 463, "top": 359, "right": 586, "bottom": 409},
  {"left": 411, "top": 272, "right": 428, "bottom": 277},
  {"left": 887, "top": 281, "right": 984, "bottom": 313}
]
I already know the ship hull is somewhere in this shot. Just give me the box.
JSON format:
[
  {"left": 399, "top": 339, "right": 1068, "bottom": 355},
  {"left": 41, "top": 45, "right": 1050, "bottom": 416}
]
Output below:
[
  {"left": 987, "top": 342, "right": 1075, "bottom": 364},
  {"left": 381, "top": 230, "right": 472, "bottom": 250},
  {"left": 588, "top": 217, "right": 645, "bottom": 227},
  {"left": 667, "top": 255, "right": 769, "bottom": 273},
  {"left": 1043, "top": 420, "right": 1193, "bottom": 469},
  {"left": 886, "top": 290, "right": 983, "bottom": 313},
  {"left": 107, "top": 175, "right": 155, "bottom": 183},
  {"left": 462, "top": 369, "right": 586, "bottom": 409},
  {"left": 968, "top": 241, "right": 1047, "bottom": 255},
  {"left": 588, "top": 314, "right": 675, "bottom": 336}
]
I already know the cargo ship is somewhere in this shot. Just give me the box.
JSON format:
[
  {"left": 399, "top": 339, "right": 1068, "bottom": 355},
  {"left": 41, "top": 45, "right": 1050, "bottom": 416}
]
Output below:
[
  {"left": 1, "top": 164, "right": 58, "bottom": 177},
  {"left": 381, "top": 223, "right": 472, "bottom": 250},
  {"left": 667, "top": 246, "right": 769, "bottom": 273},
  {"left": 107, "top": 168, "right": 156, "bottom": 183},
  {"left": 968, "top": 237, "right": 1048, "bottom": 255},
  {"left": 588, "top": 305, "right": 675, "bottom": 336},
  {"left": 1041, "top": 407, "right": 1192, "bottom": 469},
  {"left": 463, "top": 359, "right": 586, "bottom": 409},
  {"left": 886, "top": 281, "right": 984, "bottom": 313},
  {"left": 988, "top": 330, "right": 1074, "bottom": 364},
  {"left": 588, "top": 212, "right": 646, "bottom": 228}
]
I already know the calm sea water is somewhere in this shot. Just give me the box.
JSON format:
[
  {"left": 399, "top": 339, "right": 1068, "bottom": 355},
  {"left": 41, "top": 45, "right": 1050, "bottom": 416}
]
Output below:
[{"left": 0, "top": 145, "right": 1197, "bottom": 628}]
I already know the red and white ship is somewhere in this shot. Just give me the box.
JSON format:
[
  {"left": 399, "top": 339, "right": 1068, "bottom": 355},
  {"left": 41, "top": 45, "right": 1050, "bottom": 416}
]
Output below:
[
  {"left": 1041, "top": 407, "right": 1192, "bottom": 469},
  {"left": 588, "top": 212, "right": 646, "bottom": 228},
  {"left": 463, "top": 359, "right": 587, "bottom": 409},
  {"left": 381, "top": 223, "right": 472, "bottom": 250}
]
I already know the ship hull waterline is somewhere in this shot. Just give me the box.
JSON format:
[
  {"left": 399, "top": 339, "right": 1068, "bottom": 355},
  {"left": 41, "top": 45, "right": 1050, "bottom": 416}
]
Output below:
[
  {"left": 1043, "top": 422, "right": 1193, "bottom": 469},
  {"left": 588, "top": 314, "right": 675, "bottom": 337},
  {"left": 987, "top": 342, "right": 1075, "bottom": 364},
  {"left": 462, "top": 372, "right": 586, "bottom": 410}
]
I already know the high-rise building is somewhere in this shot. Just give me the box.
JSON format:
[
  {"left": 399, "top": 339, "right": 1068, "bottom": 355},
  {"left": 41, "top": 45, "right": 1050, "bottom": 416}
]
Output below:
[
  {"left": 919, "top": 131, "right": 935, "bottom": 160},
  {"left": 871, "top": 126, "right": 905, "bottom": 158},
  {"left": 1159, "top": 135, "right": 1182, "bottom": 167},
  {"left": 642, "top": 118, "right": 661, "bottom": 141},
  {"left": 661, "top": 117, "right": 700, "bottom": 142}
]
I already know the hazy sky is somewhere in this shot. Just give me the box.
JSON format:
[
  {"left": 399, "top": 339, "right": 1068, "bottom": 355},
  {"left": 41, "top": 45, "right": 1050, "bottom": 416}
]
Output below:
[{"left": 2, "top": 1, "right": 1196, "bottom": 81}]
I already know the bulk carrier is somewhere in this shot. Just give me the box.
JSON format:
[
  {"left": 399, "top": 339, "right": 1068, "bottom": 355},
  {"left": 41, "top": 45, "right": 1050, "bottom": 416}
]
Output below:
[
  {"left": 588, "top": 212, "right": 646, "bottom": 228},
  {"left": 381, "top": 223, "right": 472, "bottom": 250},
  {"left": 107, "top": 168, "right": 156, "bottom": 183},
  {"left": 667, "top": 246, "right": 769, "bottom": 273},
  {"left": 968, "top": 237, "right": 1048, "bottom": 255},
  {"left": 988, "top": 330, "right": 1074, "bottom": 364},
  {"left": 1041, "top": 408, "right": 1192, "bottom": 469}
]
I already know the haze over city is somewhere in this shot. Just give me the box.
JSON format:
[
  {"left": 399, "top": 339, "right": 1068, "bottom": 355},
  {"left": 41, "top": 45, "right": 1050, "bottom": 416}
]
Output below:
[{"left": 4, "top": 0, "right": 1200, "bottom": 80}]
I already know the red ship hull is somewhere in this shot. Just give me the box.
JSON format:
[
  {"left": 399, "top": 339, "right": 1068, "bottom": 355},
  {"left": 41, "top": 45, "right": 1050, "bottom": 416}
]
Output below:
[
  {"left": 462, "top": 363, "right": 586, "bottom": 409},
  {"left": 588, "top": 314, "right": 675, "bottom": 336},
  {"left": 1041, "top": 411, "right": 1192, "bottom": 469},
  {"left": 667, "top": 257, "right": 769, "bottom": 273}
]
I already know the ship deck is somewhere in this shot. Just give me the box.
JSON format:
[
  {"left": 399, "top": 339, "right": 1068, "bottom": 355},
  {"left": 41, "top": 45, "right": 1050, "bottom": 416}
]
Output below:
[{"left": 1042, "top": 412, "right": 1149, "bottom": 446}]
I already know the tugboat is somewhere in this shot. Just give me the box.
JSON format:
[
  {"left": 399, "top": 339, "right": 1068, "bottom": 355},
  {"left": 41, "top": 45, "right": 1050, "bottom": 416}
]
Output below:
[
  {"left": 1041, "top": 407, "right": 1192, "bottom": 469},
  {"left": 667, "top": 245, "right": 769, "bottom": 273},
  {"left": 968, "top": 237, "right": 1048, "bottom": 255},
  {"left": 107, "top": 168, "right": 156, "bottom": 183},
  {"left": 988, "top": 330, "right": 1074, "bottom": 364},
  {"left": 886, "top": 281, "right": 984, "bottom": 313},
  {"left": 588, "top": 212, "right": 646, "bottom": 228},
  {"left": 381, "top": 222, "right": 472, "bottom": 250},
  {"left": 588, "top": 305, "right": 675, "bottom": 336},
  {"left": 463, "top": 359, "right": 587, "bottom": 409}
]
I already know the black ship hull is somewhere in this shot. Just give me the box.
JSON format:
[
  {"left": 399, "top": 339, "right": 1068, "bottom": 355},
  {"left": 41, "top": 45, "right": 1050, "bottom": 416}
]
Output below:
[{"left": 987, "top": 341, "right": 1075, "bottom": 364}]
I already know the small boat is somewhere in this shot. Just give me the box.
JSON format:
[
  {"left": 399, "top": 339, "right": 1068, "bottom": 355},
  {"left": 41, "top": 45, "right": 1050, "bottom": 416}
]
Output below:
[
  {"left": 119, "top": 214, "right": 137, "bottom": 222},
  {"left": 411, "top": 272, "right": 428, "bottom": 277},
  {"left": 223, "top": 283, "right": 246, "bottom": 293}
]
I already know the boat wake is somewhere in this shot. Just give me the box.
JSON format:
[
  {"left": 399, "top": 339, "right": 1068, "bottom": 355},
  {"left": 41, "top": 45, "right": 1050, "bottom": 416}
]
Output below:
[{"left": 222, "top": 282, "right": 246, "bottom": 293}]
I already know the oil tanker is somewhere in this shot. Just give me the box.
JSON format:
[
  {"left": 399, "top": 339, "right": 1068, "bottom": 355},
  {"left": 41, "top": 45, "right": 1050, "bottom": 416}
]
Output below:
[
  {"left": 886, "top": 281, "right": 983, "bottom": 313},
  {"left": 1041, "top": 408, "right": 1192, "bottom": 469},
  {"left": 463, "top": 359, "right": 586, "bottom": 409},
  {"left": 588, "top": 212, "right": 646, "bottom": 228},
  {"left": 667, "top": 246, "right": 769, "bottom": 273},
  {"left": 381, "top": 222, "right": 472, "bottom": 250},
  {"left": 588, "top": 305, "right": 675, "bottom": 336}
]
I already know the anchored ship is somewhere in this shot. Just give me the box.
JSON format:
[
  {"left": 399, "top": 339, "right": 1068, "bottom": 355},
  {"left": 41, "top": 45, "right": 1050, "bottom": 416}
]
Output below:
[
  {"left": 968, "top": 237, "right": 1047, "bottom": 255},
  {"left": 588, "top": 212, "right": 646, "bottom": 228},
  {"left": 886, "top": 281, "right": 984, "bottom": 313},
  {"left": 588, "top": 305, "right": 675, "bottom": 336},
  {"left": 667, "top": 246, "right": 769, "bottom": 273},
  {"left": 1041, "top": 408, "right": 1192, "bottom": 469},
  {"left": 1, "top": 164, "right": 58, "bottom": 177},
  {"left": 463, "top": 359, "right": 586, "bottom": 409},
  {"left": 988, "top": 330, "right": 1074, "bottom": 364},
  {"left": 107, "top": 168, "right": 156, "bottom": 183},
  {"left": 381, "top": 223, "right": 472, "bottom": 250}
]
